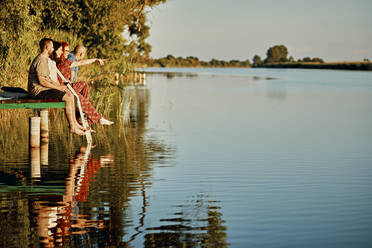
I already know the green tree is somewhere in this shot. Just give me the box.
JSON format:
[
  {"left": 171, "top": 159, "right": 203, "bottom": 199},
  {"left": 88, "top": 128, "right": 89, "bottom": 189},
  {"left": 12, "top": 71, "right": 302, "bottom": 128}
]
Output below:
[
  {"left": 242, "top": 59, "right": 251, "bottom": 67},
  {"left": 0, "top": 0, "right": 41, "bottom": 87},
  {"left": 35, "top": 0, "right": 166, "bottom": 59},
  {"left": 265, "top": 45, "right": 288, "bottom": 63},
  {"left": 253, "top": 55, "right": 263, "bottom": 65},
  {"left": 0, "top": 0, "right": 167, "bottom": 87},
  {"left": 311, "top": 57, "right": 324, "bottom": 63},
  {"left": 165, "top": 54, "right": 176, "bottom": 66}
]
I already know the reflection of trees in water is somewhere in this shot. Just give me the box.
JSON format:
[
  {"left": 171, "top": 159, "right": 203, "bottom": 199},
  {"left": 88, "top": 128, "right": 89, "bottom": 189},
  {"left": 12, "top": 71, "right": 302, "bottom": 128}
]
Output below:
[
  {"left": 144, "top": 194, "right": 228, "bottom": 248},
  {"left": 0, "top": 85, "right": 175, "bottom": 247},
  {"left": 266, "top": 88, "right": 287, "bottom": 101}
]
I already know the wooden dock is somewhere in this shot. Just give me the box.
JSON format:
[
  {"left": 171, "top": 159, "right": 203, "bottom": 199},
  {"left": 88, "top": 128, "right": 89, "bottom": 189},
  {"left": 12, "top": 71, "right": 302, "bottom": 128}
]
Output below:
[
  {"left": 1, "top": 98, "right": 66, "bottom": 147},
  {"left": 0, "top": 99, "right": 65, "bottom": 109},
  {"left": 1, "top": 87, "right": 92, "bottom": 145}
]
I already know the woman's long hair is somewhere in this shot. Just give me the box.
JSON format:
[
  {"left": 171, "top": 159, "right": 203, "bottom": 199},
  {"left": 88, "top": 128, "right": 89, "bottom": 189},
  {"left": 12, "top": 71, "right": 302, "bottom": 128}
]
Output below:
[
  {"left": 59, "top": 41, "right": 69, "bottom": 64},
  {"left": 52, "top": 41, "right": 69, "bottom": 64},
  {"left": 52, "top": 41, "right": 62, "bottom": 62}
]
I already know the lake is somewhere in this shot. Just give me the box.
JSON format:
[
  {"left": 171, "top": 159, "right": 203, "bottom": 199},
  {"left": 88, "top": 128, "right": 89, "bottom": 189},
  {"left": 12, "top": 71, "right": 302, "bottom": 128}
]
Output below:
[{"left": 1, "top": 68, "right": 372, "bottom": 247}]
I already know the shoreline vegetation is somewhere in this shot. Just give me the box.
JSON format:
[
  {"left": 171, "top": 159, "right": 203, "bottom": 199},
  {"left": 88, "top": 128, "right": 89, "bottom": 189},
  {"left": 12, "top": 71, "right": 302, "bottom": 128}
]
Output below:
[
  {"left": 1, "top": 1, "right": 167, "bottom": 147},
  {"left": 1, "top": 1, "right": 371, "bottom": 93},
  {"left": 253, "top": 62, "right": 372, "bottom": 70},
  {"left": 137, "top": 58, "right": 372, "bottom": 71},
  {"left": 0, "top": 0, "right": 166, "bottom": 89},
  {"left": 136, "top": 44, "right": 372, "bottom": 71}
]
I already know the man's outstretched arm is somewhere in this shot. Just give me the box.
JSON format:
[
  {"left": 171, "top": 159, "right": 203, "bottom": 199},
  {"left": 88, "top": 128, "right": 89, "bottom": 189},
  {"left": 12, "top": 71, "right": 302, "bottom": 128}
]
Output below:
[{"left": 70, "top": 58, "right": 104, "bottom": 67}]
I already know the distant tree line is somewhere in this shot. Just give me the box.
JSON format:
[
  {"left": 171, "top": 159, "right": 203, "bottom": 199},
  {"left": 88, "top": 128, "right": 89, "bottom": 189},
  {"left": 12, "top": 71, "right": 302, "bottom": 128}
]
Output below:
[
  {"left": 137, "top": 55, "right": 251, "bottom": 68},
  {"left": 139, "top": 44, "right": 327, "bottom": 68}
]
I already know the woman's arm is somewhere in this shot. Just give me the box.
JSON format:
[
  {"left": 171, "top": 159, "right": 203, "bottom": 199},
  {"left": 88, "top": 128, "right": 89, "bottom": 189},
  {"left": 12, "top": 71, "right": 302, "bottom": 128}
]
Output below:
[{"left": 70, "top": 58, "right": 104, "bottom": 67}]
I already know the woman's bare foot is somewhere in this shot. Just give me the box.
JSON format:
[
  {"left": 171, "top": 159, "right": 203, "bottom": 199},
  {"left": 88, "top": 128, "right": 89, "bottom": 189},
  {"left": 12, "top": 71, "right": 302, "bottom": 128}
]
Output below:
[{"left": 99, "top": 117, "right": 114, "bottom": 125}]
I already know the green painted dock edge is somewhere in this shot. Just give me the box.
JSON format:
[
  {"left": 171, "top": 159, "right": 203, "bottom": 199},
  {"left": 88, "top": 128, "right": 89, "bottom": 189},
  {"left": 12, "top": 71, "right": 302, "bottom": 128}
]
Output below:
[{"left": 0, "top": 102, "right": 66, "bottom": 109}]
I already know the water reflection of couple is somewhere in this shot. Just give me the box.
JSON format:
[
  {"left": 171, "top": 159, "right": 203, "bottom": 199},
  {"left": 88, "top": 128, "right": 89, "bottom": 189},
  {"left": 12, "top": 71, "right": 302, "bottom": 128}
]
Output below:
[{"left": 35, "top": 146, "right": 113, "bottom": 247}]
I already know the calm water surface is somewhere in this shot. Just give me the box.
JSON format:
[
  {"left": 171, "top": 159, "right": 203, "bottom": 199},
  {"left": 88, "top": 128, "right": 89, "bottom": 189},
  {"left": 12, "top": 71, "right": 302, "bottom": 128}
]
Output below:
[{"left": 1, "top": 68, "right": 372, "bottom": 247}]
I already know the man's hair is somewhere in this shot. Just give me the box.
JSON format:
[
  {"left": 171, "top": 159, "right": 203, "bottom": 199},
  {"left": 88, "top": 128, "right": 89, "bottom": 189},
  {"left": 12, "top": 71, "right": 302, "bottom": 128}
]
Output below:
[{"left": 39, "top": 38, "right": 53, "bottom": 51}]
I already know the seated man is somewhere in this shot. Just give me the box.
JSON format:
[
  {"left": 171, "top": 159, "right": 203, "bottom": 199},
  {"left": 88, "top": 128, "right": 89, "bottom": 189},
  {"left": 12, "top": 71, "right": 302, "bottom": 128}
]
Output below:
[
  {"left": 67, "top": 45, "right": 104, "bottom": 84},
  {"left": 28, "top": 38, "right": 86, "bottom": 135}
]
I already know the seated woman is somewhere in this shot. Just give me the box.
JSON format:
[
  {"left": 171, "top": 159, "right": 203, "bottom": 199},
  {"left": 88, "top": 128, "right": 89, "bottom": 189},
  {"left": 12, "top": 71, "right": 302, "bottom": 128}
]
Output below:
[
  {"left": 55, "top": 41, "right": 113, "bottom": 125},
  {"left": 46, "top": 41, "right": 86, "bottom": 135}
]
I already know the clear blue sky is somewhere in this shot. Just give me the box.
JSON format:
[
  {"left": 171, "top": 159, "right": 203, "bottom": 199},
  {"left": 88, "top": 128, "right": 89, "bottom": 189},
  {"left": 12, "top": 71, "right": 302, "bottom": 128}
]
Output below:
[{"left": 146, "top": 0, "right": 372, "bottom": 62}]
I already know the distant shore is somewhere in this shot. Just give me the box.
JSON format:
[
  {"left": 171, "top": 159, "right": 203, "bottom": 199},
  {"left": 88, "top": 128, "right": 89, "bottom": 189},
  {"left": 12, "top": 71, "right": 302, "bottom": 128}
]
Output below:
[
  {"left": 137, "top": 45, "right": 371, "bottom": 71},
  {"left": 253, "top": 62, "right": 372, "bottom": 71},
  {"left": 137, "top": 62, "right": 372, "bottom": 71}
]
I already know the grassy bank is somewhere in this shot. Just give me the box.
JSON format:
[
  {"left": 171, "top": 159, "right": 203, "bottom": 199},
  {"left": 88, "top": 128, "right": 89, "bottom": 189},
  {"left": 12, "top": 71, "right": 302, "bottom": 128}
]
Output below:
[{"left": 0, "top": 28, "right": 132, "bottom": 89}]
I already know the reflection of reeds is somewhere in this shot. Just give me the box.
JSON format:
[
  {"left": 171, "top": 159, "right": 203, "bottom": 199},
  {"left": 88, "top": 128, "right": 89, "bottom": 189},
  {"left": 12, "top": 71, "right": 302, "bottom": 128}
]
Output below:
[
  {"left": 0, "top": 109, "right": 31, "bottom": 164},
  {"left": 144, "top": 194, "right": 228, "bottom": 247}
]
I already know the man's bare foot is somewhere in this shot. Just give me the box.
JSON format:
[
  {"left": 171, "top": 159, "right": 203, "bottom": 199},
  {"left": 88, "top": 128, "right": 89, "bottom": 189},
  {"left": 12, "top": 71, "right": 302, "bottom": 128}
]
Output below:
[
  {"left": 70, "top": 127, "right": 86, "bottom": 135},
  {"left": 99, "top": 117, "right": 114, "bottom": 125}
]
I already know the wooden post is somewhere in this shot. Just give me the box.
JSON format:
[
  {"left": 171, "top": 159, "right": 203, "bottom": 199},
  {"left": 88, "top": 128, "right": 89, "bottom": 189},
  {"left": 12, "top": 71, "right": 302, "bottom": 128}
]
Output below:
[
  {"left": 134, "top": 72, "right": 138, "bottom": 83},
  {"left": 41, "top": 142, "right": 48, "bottom": 166},
  {"left": 142, "top": 73, "right": 146, "bottom": 85},
  {"left": 40, "top": 109, "right": 49, "bottom": 143},
  {"left": 30, "top": 117, "right": 40, "bottom": 148},
  {"left": 30, "top": 147, "right": 41, "bottom": 181}
]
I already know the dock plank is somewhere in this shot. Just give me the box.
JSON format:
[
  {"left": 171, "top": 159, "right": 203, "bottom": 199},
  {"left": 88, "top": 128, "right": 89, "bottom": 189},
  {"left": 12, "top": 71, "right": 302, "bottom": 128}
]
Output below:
[{"left": 0, "top": 99, "right": 65, "bottom": 109}]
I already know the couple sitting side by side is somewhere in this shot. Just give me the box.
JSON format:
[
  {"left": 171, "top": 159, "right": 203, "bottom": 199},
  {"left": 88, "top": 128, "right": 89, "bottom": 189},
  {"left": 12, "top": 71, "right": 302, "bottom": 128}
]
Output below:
[{"left": 28, "top": 38, "right": 113, "bottom": 136}]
